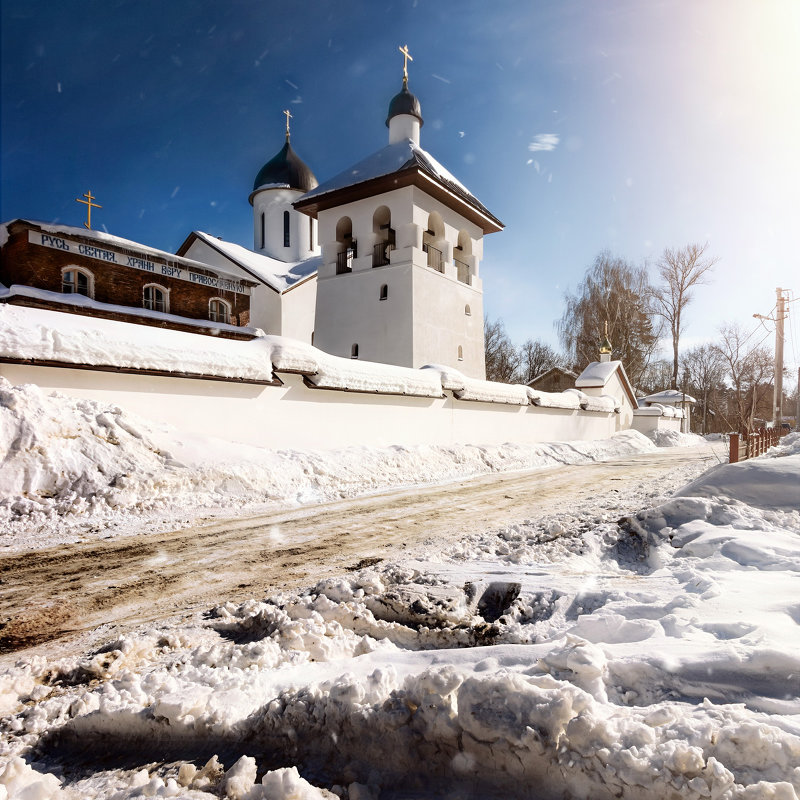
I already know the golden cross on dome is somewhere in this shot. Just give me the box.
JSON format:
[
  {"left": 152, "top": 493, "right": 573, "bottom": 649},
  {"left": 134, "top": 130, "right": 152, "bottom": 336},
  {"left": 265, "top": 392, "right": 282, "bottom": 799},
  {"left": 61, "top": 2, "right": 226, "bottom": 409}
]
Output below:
[
  {"left": 75, "top": 190, "right": 102, "bottom": 230},
  {"left": 398, "top": 44, "right": 413, "bottom": 84},
  {"left": 283, "top": 109, "right": 292, "bottom": 140}
]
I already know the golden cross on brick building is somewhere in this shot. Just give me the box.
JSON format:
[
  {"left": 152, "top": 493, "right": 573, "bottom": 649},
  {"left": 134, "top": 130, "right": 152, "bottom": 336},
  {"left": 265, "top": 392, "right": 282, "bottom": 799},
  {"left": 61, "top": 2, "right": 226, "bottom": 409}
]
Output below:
[
  {"left": 398, "top": 44, "right": 413, "bottom": 84},
  {"left": 75, "top": 190, "right": 102, "bottom": 230},
  {"left": 284, "top": 109, "right": 292, "bottom": 140}
]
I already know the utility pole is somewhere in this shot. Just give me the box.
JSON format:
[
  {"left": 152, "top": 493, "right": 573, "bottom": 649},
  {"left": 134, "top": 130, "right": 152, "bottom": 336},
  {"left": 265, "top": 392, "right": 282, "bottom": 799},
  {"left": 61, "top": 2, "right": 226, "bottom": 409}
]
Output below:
[
  {"left": 796, "top": 366, "right": 800, "bottom": 431},
  {"left": 773, "top": 288, "right": 787, "bottom": 428}
]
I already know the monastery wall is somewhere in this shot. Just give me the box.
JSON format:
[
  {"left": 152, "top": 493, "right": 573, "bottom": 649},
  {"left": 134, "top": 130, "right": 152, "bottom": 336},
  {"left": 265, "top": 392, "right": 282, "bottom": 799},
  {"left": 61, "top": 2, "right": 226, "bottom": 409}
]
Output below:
[{"left": 0, "top": 362, "right": 618, "bottom": 451}]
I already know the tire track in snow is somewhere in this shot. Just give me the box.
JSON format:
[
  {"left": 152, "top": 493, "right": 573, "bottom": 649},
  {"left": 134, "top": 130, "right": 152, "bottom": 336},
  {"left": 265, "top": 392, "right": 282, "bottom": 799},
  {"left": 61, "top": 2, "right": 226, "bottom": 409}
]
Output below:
[{"left": 0, "top": 444, "right": 721, "bottom": 658}]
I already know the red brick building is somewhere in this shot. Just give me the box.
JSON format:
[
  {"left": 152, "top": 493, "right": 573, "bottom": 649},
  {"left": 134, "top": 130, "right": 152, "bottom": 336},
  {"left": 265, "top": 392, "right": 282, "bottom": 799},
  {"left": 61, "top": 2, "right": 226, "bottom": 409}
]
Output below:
[{"left": 0, "top": 220, "right": 258, "bottom": 339}]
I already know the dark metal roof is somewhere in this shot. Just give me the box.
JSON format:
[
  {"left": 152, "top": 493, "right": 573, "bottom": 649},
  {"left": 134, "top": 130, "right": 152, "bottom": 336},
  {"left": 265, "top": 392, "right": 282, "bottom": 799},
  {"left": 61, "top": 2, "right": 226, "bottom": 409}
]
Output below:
[
  {"left": 252, "top": 140, "right": 318, "bottom": 194},
  {"left": 386, "top": 83, "right": 424, "bottom": 127}
]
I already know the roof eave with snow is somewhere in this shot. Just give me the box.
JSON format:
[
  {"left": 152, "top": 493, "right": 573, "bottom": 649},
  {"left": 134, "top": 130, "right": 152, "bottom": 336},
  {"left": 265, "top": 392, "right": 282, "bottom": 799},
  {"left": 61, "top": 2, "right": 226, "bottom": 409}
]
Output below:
[
  {"left": 293, "top": 143, "right": 503, "bottom": 235},
  {"left": 176, "top": 231, "right": 320, "bottom": 295}
]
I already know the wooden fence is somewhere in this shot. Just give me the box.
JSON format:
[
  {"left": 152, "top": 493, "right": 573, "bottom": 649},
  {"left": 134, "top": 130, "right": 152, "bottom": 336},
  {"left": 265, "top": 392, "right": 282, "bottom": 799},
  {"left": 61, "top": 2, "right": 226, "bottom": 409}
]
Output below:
[{"left": 728, "top": 428, "right": 783, "bottom": 463}]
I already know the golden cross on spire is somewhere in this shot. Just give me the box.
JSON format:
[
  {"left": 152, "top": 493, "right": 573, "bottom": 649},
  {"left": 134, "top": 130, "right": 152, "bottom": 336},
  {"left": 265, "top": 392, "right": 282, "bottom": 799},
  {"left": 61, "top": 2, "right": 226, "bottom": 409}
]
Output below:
[
  {"left": 283, "top": 109, "right": 292, "bottom": 141},
  {"left": 398, "top": 44, "right": 413, "bottom": 85},
  {"left": 75, "top": 190, "right": 102, "bottom": 230}
]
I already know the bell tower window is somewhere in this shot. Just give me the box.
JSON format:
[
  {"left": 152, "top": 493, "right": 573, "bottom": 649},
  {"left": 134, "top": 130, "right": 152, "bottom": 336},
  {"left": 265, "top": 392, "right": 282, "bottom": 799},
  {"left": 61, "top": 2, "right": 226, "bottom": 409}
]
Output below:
[
  {"left": 260, "top": 212, "right": 265, "bottom": 250},
  {"left": 283, "top": 210, "right": 290, "bottom": 247}
]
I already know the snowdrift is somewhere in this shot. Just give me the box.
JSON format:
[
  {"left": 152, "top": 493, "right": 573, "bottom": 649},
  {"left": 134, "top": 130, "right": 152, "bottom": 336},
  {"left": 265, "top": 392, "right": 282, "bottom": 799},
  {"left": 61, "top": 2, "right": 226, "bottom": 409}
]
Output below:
[{"left": 1, "top": 430, "right": 798, "bottom": 799}]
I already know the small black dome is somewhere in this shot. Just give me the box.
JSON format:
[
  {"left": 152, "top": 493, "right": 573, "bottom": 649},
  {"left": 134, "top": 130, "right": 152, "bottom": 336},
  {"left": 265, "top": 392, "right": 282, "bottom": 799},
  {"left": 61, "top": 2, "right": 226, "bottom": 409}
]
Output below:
[
  {"left": 386, "top": 83, "right": 424, "bottom": 128},
  {"left": 252, "top": 140, "right": 318, "bottom": 193}
]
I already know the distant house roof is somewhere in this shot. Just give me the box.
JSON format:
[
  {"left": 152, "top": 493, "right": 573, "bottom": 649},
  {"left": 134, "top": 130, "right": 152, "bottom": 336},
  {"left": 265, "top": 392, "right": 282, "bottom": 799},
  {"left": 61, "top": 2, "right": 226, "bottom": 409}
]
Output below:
[
  {"left": 293, "top": 140, "right": 503, "bottom": 235},
  {"left": 642, "top": 389, "right": 697, "bottom": 406},
  {"left": 527, "top": 366, "right": 577, "bottom": 388},
  {"left": 575, "top": 360, "right": 637, "bottom": 408},
  {"left": 177, "top": 231, "right": 319, "bottom": 295}
]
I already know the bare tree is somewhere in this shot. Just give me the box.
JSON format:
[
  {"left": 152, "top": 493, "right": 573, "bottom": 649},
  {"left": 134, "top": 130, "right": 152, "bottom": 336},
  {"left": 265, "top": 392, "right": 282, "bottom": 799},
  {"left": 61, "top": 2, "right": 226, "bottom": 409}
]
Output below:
[
  {"left": 517, "top": 339, "right": 561, "bottom": 384},
  {"left": 557, "top": 251, "right": 661, "bottom": 386},
  {"left": 683, "top": 343, "right": 725, "bottom": 434},
  {"left": 637, "top": 358, "right": 673, "bottom": 395},
  {"left": 651, "top": 243, "right": 718, "bottom": 389},
  {"left": 713, "top": 323, "right": 773, "bottom": 431},
  {"left": 484, "top": 316, "right": 520, "bottom": 383}
]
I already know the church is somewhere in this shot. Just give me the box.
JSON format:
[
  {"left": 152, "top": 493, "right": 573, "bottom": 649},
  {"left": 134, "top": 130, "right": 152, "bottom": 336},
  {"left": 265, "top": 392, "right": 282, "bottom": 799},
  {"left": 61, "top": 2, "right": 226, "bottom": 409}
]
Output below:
[{"left": 0, "top": 51, "right": 502, "bottom": 379}]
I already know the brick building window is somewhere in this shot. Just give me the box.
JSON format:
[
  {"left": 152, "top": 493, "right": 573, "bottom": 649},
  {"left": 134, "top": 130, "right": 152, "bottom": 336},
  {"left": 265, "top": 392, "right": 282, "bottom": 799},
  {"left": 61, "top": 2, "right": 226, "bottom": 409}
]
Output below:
[
  {"left": 209, "top": 297, "right": 231, "bottom": 324},
  {"left": 143, "top": 284, "right": 169, "bottom": 313},
  {"left": 61, "top": 267, "right": 93, "bottom": 298}
]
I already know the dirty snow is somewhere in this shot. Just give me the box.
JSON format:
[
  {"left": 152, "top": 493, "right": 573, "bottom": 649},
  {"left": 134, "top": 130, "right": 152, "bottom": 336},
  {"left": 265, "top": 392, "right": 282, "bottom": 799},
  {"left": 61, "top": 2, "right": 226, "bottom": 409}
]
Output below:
[{"left": 1, "top": 384, "right": 798, "bottom": 799}]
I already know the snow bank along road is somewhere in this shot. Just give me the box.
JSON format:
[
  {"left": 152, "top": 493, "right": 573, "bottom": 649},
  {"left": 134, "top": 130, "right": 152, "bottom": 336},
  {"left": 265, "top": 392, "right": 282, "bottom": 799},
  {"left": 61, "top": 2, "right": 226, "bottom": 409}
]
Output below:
[
  {"left": 0, "top": 444, "right": 720, "bottom": 656},
  {"left": 3, "top": 437, "right": 800, "bottom": 800}
]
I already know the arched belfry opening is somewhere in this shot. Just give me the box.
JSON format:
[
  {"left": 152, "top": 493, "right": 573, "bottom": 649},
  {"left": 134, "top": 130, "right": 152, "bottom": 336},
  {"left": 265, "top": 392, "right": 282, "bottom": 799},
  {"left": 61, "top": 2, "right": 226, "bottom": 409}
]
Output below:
[
  {"left": 423, "top": 212, "right": 445, "bottom": 273},
  {"left": 455, "top": 230, "right": 472, "bottom": 284},
  {"left": 336, "top": 216, "right": 355, "bottom": 274},
  {"left": 372, "top": 206, "right": 394, "bottom": 267}
]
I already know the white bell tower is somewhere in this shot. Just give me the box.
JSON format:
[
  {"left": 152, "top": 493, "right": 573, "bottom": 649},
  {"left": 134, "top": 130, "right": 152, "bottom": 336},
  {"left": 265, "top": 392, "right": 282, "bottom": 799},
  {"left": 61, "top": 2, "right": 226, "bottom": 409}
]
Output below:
[{"left": 294, "top": 48, "right": 503, "bottom": 379}]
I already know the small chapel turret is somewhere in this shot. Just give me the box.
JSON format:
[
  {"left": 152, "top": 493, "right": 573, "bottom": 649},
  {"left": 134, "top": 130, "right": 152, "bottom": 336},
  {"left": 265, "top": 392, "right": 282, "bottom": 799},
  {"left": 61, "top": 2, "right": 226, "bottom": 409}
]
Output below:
[
  {"left": 249, "top": 111, "right": 319, "bottom": 262},
  {"left": 387, "top": 45, "right": 423, "bottom": 146}
]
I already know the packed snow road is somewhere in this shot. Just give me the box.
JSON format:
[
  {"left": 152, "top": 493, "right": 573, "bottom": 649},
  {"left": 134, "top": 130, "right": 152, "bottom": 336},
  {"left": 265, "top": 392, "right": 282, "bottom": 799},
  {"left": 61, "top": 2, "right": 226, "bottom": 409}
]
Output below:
[{"left": 0, "top": 444, "right": 721, "bottom": 657}]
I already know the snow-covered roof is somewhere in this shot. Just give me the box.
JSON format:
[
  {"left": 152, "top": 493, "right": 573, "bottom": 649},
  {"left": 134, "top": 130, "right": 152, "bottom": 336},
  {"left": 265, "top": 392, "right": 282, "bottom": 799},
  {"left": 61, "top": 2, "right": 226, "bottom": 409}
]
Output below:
[
  {"left": 421, "top": 365, "right": 528, "bottom": 405},
  {"left": 565, "top": 388, "right": 619, "bottom": 413},
  {"left": 575, "top": 360, "right": 637, "bottom": 408},
  {"left": 0, "top": 305, "right": 633, "bottom": 411},
  {"left": 525, "top": 388, "right": 582, "bottom": 410},
  {"left": 634, "top": 403, "right": 685, "bottom": 418},
  {"left": 1, "top": 220, "right": 248, "bottom": 283},
  {"left": 182, "top": 231, "right": 320, "bottom": 294},
  {"left": 295, "top": 140, "right": 502, "bottom": 233},
  {"left": 642, "top": 389, "right": 697, "bottom": 406}
]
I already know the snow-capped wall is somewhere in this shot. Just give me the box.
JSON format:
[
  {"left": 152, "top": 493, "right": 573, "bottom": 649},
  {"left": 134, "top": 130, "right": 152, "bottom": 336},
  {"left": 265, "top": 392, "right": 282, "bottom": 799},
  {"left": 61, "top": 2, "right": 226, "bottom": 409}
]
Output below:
[{"left": 0, "top": 304, "right": 620, "bottom": 451}]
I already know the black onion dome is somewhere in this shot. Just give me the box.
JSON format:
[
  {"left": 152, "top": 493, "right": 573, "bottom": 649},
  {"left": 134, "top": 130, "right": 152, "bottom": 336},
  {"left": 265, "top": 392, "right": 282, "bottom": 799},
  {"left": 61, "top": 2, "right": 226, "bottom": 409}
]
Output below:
[
  {"left": 386, "top": 83, "right": 424, "bottom": 128},
  {"left": 252, "top": 140, "right": 318, "bottom": 193}
]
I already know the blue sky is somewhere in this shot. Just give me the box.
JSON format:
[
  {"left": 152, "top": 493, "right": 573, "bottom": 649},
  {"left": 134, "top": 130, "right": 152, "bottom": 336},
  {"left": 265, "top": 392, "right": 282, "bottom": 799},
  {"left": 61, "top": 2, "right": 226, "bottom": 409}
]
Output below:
[{"left": 2, "top": 0, "right": 799, "bottom": 373}]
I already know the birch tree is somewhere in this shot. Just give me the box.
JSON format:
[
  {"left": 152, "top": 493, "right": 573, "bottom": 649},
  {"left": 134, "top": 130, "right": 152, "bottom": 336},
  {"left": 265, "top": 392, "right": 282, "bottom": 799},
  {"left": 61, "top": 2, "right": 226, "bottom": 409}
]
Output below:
[
  {"left": 557, "top": 251, "right": 660, "bottom": 386},
  {"left": 652, "top": 243, "right": 718, "bottom": 389}
]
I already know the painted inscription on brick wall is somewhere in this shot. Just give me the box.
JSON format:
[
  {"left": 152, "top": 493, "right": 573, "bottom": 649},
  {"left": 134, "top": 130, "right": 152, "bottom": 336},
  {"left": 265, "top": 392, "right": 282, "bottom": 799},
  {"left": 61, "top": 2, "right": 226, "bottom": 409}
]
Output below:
[{"left": 29, "top": 231, "right": 250, "bottom": 295}]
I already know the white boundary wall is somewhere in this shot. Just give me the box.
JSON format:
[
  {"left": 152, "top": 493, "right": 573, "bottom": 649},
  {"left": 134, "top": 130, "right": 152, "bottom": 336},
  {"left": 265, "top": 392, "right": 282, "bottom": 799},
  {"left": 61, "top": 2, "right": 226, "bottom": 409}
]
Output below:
[
  {"left": 631, "top": 413, "right": 682, "bottom": 436},
  {"left": 0, "top": 362, "right": 616, "bottom": 451}
]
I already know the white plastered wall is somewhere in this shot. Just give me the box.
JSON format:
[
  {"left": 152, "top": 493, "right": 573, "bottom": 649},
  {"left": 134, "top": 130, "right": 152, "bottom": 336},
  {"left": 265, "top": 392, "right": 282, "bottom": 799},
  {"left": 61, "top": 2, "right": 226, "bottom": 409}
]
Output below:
[
  {"left": 631, "top": 414, "right": 681, "bottom": 435},
  {"left": 0, "top": 362, "right": 618, "bottom": 451},
  {"left": 251, "top": 187, "right": 317, "bottom": 262},
  {"left": 280, "top": 277, "right": 317, "bottom": 344}
]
